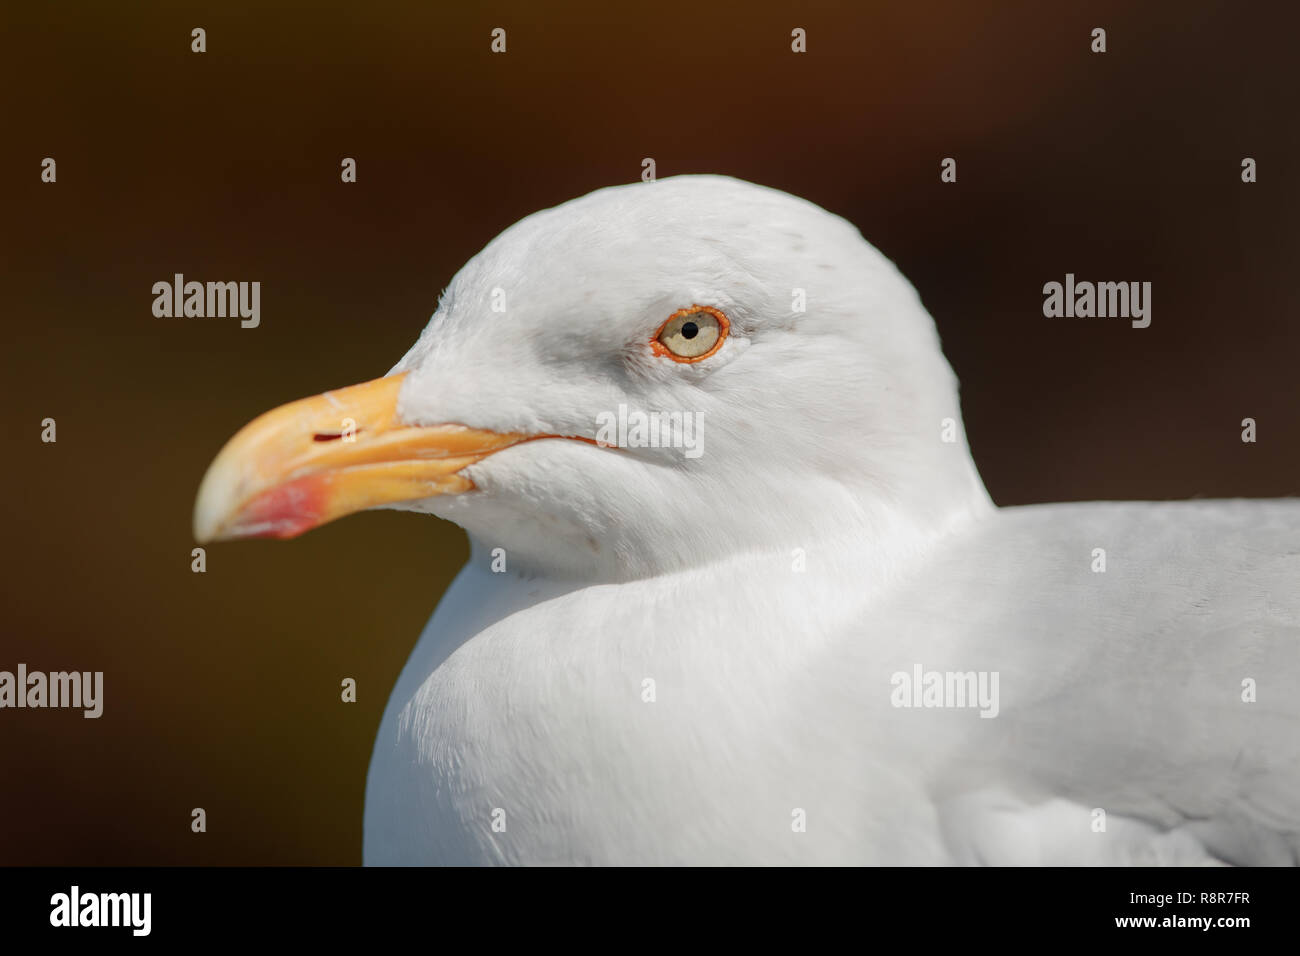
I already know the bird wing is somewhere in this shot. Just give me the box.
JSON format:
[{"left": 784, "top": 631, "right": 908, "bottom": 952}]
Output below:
[{"left": 870, "top": 500, "right": 1300, "bottom": 864}]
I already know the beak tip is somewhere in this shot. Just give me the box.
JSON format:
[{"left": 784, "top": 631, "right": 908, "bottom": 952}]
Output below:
[{"left": 193, "top": 457, "right": 238, "bottom": 545}]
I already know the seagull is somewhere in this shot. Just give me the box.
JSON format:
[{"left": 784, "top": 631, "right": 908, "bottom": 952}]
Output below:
[{"left": 194, "top": 175, "right": 1300, "bottom": 865}]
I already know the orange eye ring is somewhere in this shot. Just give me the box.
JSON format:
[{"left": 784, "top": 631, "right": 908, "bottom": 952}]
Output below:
[{"left": 650, "top": 305, "right": 730, "bottom": 363}]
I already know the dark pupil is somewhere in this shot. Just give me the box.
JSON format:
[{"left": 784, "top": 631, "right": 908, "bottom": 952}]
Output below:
[{"left": 681, "top": 321, "right": 699, "bottom": 340}]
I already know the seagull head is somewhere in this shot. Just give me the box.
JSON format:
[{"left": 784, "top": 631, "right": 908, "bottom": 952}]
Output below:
[{"left": 194, "top": 175, "right": 990, "bottom": 580}]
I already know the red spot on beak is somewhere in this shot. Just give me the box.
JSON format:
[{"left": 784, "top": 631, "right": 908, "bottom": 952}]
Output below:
[{"left": 237, "top": 475, "right": 331, "bottom": 539}]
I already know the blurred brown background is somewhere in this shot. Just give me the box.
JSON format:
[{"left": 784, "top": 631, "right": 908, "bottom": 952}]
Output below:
[{"left": 1, "top": 0, "right": 1296, "bottom": 864}]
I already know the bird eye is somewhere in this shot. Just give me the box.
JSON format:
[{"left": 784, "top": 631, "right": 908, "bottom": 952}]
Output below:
[{"left": 652, "top": 306, "right": 729, "bottom": 362}]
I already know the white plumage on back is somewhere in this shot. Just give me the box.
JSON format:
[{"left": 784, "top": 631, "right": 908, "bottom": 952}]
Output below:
[{"left": 358, "top": 176, "right": 1298, "bottom": 865}]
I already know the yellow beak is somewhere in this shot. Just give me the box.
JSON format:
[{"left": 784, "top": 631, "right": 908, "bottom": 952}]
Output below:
[{"left": 193, "top": 373, "right": 528, "bottom": 542}]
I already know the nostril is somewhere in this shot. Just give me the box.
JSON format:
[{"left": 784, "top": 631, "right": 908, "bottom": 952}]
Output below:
[{"left": 313, "top": 430, "right": 360, "bottom": 442}]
